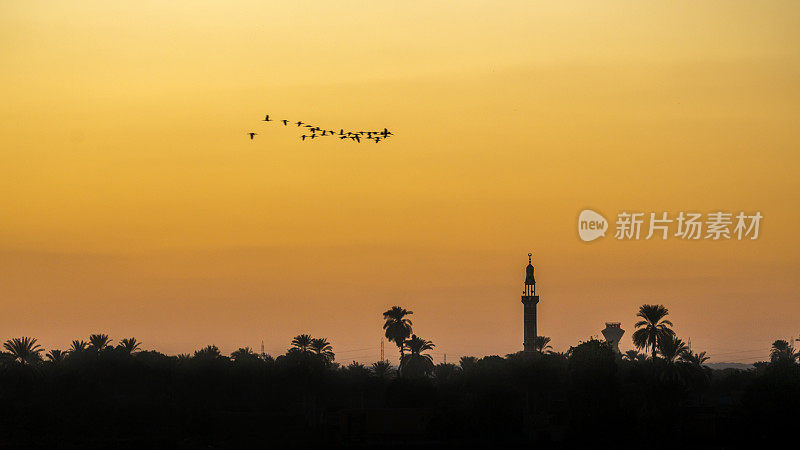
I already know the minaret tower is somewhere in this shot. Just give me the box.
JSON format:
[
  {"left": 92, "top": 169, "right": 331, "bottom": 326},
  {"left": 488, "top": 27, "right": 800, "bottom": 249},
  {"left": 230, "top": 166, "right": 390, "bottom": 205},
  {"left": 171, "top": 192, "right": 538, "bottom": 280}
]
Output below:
[{"left": 522, "top": 252, "right": 539, "bottom": 353}]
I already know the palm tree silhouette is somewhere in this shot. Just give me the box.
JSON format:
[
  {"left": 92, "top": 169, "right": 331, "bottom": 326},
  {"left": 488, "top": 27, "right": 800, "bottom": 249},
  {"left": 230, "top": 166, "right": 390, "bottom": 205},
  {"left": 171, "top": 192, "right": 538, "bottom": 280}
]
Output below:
[
  {"left": 769, "top": 339, "right": 798, "bottom": 363},
  {"left": 680, "top": 350, "right": 710, "bottom": 367},
  {"left": 622, "top": 350, "right": 644, "bottom": 362},
  {"left": 399, "top": 334, "right": 435, "bottom": 377},
  {"left": 310, "top": 338, "right": 335, "bottom": 362},
  {"left": 69, "top": 340, "right": 88, "bottom": 354},
  {"left": 632, "top": 304, "right": 675, "bottom": 360},
  {"left": 345, "top": 361, "right": 371, "bottom": 378},
  {"left": 89, "top": 334, "right": 112, "bottom": 351},
  {"left": 371, "top": 360, "right": 394, "bottom": 378},
  {"left": 657, "top": 334, "right": 688, "bottom": 364},
  {"left": 459, "top": 356, "right": 477, "bottom": 371},
  {"left": 533, "top": 336, "right": 553, "bottom": 353},
  {"left": 118, "top": 338, "right": 141, "bottom": 354},
  {"left": 231, "top": 347, "right": 260, "bottom": 362},
  {"left": 383, "top": 306, "right": 413, "bottom": 360},
  {"left": 3, "top": 337, "right": 43, "bottom": 365},
  {"left": 193, "top": 345, "right": 222, "bottom": 359},
  {"left": 45, "top": 349, "right": 67, "bottom": 363},
  {"left": 291, "top": 334, "right": 313, "bottom": 353}
]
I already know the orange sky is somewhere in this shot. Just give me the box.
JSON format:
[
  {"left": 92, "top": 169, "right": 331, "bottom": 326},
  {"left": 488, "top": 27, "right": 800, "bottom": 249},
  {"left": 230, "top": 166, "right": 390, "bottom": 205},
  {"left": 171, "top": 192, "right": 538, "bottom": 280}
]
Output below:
[{"left": 1, "top": 1, "right": 799, "bottom": 363}]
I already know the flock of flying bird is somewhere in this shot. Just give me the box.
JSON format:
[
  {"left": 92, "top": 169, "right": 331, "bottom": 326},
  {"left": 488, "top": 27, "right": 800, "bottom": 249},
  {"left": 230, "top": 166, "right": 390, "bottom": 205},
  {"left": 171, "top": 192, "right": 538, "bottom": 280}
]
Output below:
[{"left": 248, "top": 115, "right": 394, "bottom": 143}]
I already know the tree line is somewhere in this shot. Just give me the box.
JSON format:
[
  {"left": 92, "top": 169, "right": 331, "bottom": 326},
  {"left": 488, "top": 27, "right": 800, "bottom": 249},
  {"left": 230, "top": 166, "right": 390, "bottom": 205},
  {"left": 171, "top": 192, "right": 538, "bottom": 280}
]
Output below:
[{"left": 1, "top": 304, "right": 798, "bottom": 447}]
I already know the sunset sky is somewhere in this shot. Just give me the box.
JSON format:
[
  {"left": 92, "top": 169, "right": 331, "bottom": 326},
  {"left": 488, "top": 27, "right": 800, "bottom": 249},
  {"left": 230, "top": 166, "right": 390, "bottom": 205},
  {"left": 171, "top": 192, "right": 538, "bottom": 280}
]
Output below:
[{"left": 1, "top": 1, "right": 799, "bottom": 363}]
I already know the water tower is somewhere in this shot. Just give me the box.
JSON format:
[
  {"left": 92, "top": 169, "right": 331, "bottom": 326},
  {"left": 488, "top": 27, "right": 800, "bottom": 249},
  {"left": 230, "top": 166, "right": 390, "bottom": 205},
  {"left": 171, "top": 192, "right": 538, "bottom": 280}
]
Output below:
[{"left": 602, "top": 322, "right": 625, "bottom": 354}]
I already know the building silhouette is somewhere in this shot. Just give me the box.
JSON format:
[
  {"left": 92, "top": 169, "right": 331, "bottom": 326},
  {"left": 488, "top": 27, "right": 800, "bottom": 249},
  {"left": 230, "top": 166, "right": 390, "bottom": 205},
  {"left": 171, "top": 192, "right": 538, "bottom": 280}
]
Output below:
[
  {"left": 521, "top": 253, "right": 539, "bottom": 353},
  {"left": 601, "top": 322, "right": 625, "bottom": 354}
]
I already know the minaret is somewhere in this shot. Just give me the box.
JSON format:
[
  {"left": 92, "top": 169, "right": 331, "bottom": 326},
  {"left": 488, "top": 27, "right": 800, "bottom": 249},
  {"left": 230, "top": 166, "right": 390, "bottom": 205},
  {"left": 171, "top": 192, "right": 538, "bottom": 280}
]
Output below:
[{"left": 521, "top": 253, "right": 539, "bottom": 353}]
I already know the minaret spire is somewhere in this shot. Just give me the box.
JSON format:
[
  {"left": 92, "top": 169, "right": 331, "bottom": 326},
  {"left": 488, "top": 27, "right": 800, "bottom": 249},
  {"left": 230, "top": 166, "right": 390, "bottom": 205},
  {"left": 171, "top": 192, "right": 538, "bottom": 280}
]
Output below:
[{"left": 524, "top": 252, "right": 536, "bottom": 296}]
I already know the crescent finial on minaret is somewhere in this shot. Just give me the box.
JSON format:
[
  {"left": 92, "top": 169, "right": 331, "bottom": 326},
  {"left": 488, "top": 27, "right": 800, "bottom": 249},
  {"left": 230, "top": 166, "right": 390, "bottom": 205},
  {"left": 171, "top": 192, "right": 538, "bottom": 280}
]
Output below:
[{"left": 524, "top": 253, "right": 535, "bottom": 286}]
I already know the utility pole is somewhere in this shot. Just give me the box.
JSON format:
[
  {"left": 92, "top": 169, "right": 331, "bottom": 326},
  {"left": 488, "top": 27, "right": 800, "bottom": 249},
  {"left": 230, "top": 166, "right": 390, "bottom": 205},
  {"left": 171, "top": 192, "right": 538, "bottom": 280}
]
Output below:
[
  {"left": 444, "top": 353, "right": 447, "bottom": 364},
  {"left": 380, "top": 338, "right": 384, "bottom": 362}
]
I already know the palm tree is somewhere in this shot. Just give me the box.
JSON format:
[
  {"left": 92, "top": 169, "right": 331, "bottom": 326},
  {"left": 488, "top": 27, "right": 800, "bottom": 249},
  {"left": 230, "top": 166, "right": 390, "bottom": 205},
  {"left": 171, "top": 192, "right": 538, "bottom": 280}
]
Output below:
[
  {"left": 371, "top": 360, "right": 395, "bottom": 378},
  {"left": 399, "top": 334, "right": 435, "bottom": 377},
  {"left": 680, "top": 350, "right": 710, "bottom": 367},
  {"left": 433, "top": 363, "right": 460, "bottom": 381},
  {"left": 310, "top": 338, "right": 335, "bottom": 362},
  {"left": 291, "top": 334, "right": 313, "bottom": 353},
  {"left": 118, "top": 337, "right": 141, "bottom": 354},
  {"left": 632, "top": 304, "right": 675, "bottom": 359},
  {"left": 770, "top": 340, "right": 798, "bottom": 363},
  {"left": 459, "top": 356, "right": 477, "bottom": 371},
  {"left": 657, "top": 334, "right": 688, "bottom": 364},
  {"left": 69, "top": 340, "right": 88, "bottom": 354},
  {"left": 193, "top": 345, "right": 222, "bottom": 359},
  {"left": 533, "top": 336, "right": 553, "bottom": 353},
  {"left": 345, "top": 361, "right": 371, "bottom": 378},
  {"left": 89, "top": 334, "right": 111, "bottom": 351},
  {"left": 46, "top": 349, "right": 67, "bottom": 363},
  {"left": 3, "top": 337, "right": 43, "bottom": 365},
  {"left": 383, "top": 306, "right": 413, "bottom": 359},
  {"left": 231, "top": 347, "right": 259, "bottom": 362},
  {"left": 622, "top": 350, "right": 642, "bottom": 361}
]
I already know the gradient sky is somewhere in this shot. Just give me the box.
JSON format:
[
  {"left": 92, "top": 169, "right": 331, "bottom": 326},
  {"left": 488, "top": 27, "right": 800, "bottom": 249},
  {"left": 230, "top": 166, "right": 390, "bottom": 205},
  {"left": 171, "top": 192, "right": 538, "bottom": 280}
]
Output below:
[{"left": 1, "top": 1, "right": 799, "bottom": 363}]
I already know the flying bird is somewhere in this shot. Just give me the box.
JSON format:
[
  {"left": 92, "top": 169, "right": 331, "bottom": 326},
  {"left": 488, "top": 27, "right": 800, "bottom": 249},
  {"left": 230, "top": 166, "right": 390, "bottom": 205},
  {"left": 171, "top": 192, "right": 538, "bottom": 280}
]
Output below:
[{"left": 247, "top": 112, "right": 393, "bottom": 144}]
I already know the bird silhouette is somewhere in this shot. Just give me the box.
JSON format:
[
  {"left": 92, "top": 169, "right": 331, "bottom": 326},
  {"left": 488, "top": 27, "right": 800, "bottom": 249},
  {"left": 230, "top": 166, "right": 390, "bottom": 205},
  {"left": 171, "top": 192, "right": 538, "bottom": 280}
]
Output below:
[{"left": 249, "top": 113, "right": 393, "bottom": 144}]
